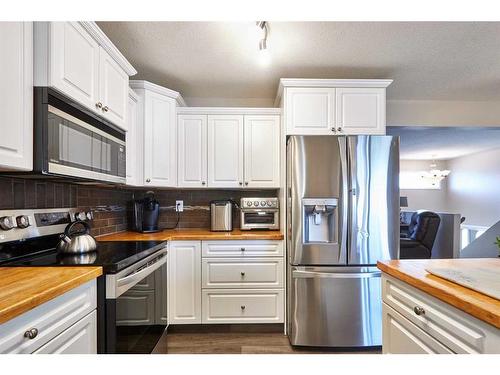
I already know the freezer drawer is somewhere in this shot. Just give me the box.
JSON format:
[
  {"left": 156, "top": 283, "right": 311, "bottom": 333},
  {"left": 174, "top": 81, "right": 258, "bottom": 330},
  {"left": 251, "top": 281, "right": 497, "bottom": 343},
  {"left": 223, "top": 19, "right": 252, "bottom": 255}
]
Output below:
[{"left": 288, "top": 266, "right": 382, "bottom": 347}]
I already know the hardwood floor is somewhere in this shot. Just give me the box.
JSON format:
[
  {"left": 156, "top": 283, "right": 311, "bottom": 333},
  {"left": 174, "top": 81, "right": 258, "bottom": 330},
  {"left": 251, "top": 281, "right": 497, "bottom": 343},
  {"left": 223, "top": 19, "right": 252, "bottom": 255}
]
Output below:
[{"left": 152, "top": 325, "right": 382, "bottom": 354}]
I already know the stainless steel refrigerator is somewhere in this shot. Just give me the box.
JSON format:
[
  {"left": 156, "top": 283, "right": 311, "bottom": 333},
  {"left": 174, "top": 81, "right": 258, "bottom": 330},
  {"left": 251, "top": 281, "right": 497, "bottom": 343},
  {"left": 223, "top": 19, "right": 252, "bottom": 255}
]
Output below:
[{"left": 286, "top": 135, "right": 399, "bottom": 348}]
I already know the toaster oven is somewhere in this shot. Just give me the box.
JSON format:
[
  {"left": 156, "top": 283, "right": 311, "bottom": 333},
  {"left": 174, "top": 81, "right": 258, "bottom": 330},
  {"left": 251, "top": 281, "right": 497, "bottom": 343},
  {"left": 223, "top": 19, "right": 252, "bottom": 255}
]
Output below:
[{"left": 240, "top": 197, "right": 279, "bottom": 230}]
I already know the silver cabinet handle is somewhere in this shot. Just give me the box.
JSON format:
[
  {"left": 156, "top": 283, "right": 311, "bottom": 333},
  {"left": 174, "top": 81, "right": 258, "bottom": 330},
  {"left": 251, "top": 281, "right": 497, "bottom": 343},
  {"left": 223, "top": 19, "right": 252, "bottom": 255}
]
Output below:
[
  {"left": 24, "top": 328, "right": 38, "bottom": 340},
  {"left": 103, "top": 105, "right": 109, "bottom": 112},
  {"left": 240, "top": 247, "right": 245, "bottom": 252},
  {"left": 337, "top": 127, "right": 342, "bottom": 132},
  {"left": 240, "top": 305, "right": 246, "bottom": 310},
  {"left": 413, "top": 306, "right": 425, "bottom": 316},
  {"left": 146, "top": 178, "right": 151, "bottom": 183},
  {"left": 96, "top": 102, "right": 103, "bottom": 109},
  {"left": 330, "top": 127, "right": 336, "bottom": 132},
  {"left": 240, "top": 272, "right": 245, "bottom": 277}
]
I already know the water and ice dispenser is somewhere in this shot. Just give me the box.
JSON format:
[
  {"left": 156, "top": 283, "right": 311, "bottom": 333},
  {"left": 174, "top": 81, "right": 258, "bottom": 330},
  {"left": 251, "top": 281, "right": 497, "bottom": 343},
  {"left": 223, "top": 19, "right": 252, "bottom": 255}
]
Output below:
[{"left": 302, "top": 198, "right": 338, "bottom": 243}]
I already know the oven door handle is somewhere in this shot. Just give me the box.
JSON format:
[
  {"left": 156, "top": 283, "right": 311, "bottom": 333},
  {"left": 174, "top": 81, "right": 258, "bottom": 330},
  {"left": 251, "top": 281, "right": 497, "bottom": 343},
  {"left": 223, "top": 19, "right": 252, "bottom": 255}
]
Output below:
[{"left": 109, "top": 253, "right": 167, "bottom": 298}]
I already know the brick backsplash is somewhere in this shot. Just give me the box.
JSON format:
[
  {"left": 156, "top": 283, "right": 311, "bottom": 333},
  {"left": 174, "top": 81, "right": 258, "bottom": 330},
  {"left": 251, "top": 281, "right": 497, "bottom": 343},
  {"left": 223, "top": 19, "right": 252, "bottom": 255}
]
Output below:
[
  {"left": 0, "top": 176, "right": 131, "bottom": 237},
  {"left": 0, "top": 176, "right": 279, "bottom": 235},
  {"left": 132, "top": 189, "right": 279, "bottom": 229}
]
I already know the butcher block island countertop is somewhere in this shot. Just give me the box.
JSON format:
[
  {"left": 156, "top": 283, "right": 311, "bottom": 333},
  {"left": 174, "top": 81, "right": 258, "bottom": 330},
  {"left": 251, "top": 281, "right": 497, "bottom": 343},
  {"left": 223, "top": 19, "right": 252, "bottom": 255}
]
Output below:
[
  {"left": 0, "top": 267, "right": 102, "bottom": 324},
  {"left": 97, "top": 228, "right": 284, "bottom": 241},
  {"left": 377, "top": 259, "right": 500, "bottom": 328}
]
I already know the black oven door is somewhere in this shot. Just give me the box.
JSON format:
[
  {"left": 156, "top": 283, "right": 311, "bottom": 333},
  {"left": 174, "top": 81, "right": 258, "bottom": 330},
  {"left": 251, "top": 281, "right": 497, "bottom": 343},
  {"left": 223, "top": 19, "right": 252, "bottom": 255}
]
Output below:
[{"left": 105, "top": 251, "right": 168, "bottom": 354}]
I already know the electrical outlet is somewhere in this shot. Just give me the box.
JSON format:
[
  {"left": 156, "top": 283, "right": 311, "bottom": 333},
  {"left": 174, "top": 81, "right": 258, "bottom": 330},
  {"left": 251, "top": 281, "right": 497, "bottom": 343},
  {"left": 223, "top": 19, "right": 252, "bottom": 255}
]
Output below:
[{"left": 175, "top": 200, "right": 184, "bottom": 212}]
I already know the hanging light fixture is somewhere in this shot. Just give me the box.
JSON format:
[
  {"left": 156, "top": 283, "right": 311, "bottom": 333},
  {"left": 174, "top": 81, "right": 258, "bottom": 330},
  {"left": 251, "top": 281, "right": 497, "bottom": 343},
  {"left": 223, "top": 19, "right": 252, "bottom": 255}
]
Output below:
[
  {"left": 256, "top": 21, "right": 270, "bottom": 66},
  {"left": 419, "top": 159, "right": 450, "bottom": 186}
]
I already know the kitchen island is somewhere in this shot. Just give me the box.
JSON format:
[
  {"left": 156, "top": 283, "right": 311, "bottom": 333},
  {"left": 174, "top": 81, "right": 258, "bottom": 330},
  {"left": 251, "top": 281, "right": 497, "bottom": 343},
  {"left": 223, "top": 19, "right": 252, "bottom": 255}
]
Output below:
[{"left": 377, "top": 259, "right": 500, "bottom": 353}]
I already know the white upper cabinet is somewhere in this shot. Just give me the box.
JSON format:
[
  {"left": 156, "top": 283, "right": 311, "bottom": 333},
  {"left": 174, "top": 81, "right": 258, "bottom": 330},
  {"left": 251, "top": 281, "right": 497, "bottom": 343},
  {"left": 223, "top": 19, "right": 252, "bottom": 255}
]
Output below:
[
  {"left": 244, "top": 115, "right": 280, "bottom": 188},
  {"left": 34, "top": 22, "right": 136, "bottom": 131},
  {"left": 285, "top": 87, "right": 335, "bottom": 135},
  {"left": 208, "top": 115, "right": 244, "bottom": 188},
  {"left": 48, "top": 22, "right": 100, "bottom": 112},
  {"left": 336, "top": 87, "right": 385, "bottom": 135},
  {"left": 278, "top": 79, "right": 392, "bottom": 136},
  {"left": 144, "top": 91, "right": 177, "bottom": 187},
  {"left": 99, "top": 47, "right": 129, "bottom": 129},
  {"left": 178, "top": 115, "right": 208, "bottom": 188},
  {"left": 126, "top": 89, "right": 139, "bottom": 186},
  {"left": 0, "top": 22, "right": 33, "bottom": 172}
]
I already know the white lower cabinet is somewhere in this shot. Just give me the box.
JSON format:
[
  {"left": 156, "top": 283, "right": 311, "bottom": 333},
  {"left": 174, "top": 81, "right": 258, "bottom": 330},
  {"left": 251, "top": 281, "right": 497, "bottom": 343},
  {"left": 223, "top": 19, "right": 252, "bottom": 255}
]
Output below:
[
  {"left": 168, "top": 241, "right": 202, "bottom": 324},
  {"left": 168, "top": 240, "right": 285, "bottom": 325},
  {"left": 0, "top": 280, "right": 97, "bottom": 354},
  {"left": 33, "top": 311, "right": 97, "bottom": 354},
  {"left": 383, "top": 303, "right": 452, "bottom": 354},
  {"left": 382, "top": 274, "right": 500, "bottom": 354},
  {"left": 202, "top": 289, "right": 284, "bottom": 324}
]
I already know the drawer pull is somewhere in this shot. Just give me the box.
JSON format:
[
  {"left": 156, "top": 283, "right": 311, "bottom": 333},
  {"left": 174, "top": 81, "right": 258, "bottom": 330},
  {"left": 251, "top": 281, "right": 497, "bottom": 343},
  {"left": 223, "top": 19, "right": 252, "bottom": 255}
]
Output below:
[
  {"left": 240, "top": 305, "right": 246, "bottom": 310},
  {"left": 240, "top": 248, "right": 245, "bottom": 252},
  {"left": 24, "top": 328, "right": 38, "bottom": 340},
  {"left": 240, "top": 272, "right": 246, "bottom": 277},
  {"left": 413, "top": 306, "right": 426, "bottom": 316}
]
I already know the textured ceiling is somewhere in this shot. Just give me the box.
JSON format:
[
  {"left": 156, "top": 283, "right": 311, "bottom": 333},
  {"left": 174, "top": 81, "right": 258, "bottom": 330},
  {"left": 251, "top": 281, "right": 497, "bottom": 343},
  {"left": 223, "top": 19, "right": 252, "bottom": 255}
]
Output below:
[
  {"left": 387, "top": 127, "right": 500, "bottom": 160},
  {"left": 97, "top": 22, "right": 500, "bottom": 104}
]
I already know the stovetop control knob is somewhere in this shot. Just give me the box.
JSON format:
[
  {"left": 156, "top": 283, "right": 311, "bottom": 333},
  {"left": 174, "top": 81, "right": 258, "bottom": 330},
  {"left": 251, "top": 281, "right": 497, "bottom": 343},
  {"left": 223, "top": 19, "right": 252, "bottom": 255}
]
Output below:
[
  {"left": 76, "top": 211, "right": 87, "bottom": 221},
  {"left": 16, "top": 215, "right": 30, "bottom": 229},
  {"left": 0, "top": 216, "right": 15, "bottom": 230}
]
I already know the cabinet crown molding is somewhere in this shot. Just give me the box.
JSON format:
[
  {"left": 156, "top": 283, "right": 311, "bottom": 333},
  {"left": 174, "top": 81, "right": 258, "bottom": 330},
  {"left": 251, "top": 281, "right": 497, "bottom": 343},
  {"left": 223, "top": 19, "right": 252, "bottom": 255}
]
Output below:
[
  {"left": 274, "top": 78, "right": 393, "bottom": 107},
  {"left": 79, "top": 22, "right": 137, "bottom": 76},
  {"left": 176, "top": 107, "right": 281, "bottom": 115},
  {"left": 130, "top": 80, "right": 186, "bottom": 107}
]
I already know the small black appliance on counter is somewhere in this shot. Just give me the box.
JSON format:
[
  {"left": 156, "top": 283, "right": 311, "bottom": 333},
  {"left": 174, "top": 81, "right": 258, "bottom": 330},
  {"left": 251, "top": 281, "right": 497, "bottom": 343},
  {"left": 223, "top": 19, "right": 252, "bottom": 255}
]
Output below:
[{"left": 132, "top": 191, "right": 160, "bottom": 233}]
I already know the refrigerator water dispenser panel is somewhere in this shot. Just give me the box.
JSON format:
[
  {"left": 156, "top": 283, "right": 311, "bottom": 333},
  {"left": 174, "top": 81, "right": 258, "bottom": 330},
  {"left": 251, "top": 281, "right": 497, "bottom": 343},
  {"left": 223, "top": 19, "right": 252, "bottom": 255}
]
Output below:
[{"left": 302, "top": 198, "right": 338, "bottom": 243}]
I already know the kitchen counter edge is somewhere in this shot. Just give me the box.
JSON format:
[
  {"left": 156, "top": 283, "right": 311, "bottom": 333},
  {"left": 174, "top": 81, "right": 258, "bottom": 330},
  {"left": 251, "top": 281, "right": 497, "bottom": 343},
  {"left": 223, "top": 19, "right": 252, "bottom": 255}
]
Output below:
[{"left": 377, "top": 259, "right": 500, "bottom": 329}]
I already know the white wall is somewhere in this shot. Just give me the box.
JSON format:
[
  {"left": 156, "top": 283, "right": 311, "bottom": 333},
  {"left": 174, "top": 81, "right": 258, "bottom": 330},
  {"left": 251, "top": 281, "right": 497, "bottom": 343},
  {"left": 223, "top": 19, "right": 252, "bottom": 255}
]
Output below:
[
  {"left": 446, "top": 148, "right": 500, "bottom": 227},
  {"left": 400, "top": 159, "right": 449, "bottom": 212},
  {"left": 401, "top": 149, "right": 500, "bottom": 228}
]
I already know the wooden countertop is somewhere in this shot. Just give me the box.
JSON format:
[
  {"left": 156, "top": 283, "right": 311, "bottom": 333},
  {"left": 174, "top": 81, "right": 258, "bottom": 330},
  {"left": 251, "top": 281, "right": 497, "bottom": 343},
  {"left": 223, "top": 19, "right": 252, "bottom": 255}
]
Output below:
[
  {"left": 97, "top": 228, "right": 284, "bottom": 241},
  {"left": 0, "top": 267, "right": 102, "bottom": 325},
  {"left": 377, "top": 259, "right": 500, "bottom": 328}
]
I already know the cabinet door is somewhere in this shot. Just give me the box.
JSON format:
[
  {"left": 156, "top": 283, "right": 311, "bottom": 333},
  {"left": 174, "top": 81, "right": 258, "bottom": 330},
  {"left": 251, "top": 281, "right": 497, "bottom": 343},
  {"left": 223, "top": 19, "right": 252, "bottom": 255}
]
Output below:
[
  {"left": 178, "top": 115, "right": 208, "bottom": 188},
  {"left": 168, "top": 241, "right": 201, "bottom": 324},
  {"left": 382, "top": 303, "right": 452, "bottom": 354},
  {"left": 207, "top": 115, "right": 244, "bottom": 188},
  {"left": 285, "top": 87, "right": 335, "bottom": 135},
  {"left": 126, "top": 90, "right": 138, "bottom": 185},
  {"left": 143, "top": 91, "right": 177, "bottom": 187},
  {"left": 0, "top": 22, "right": 33, "bottom": 171},
  {"left": 50, "top": 22, "right": 100, "bottom": 112},
  {"left": 244, "top": 115, "right": 280, "bottom": 188},
  {"left": 33, "top": 311, "right": 97, "bottom": 354},
  {"left": 336, "top": 87, "right": 385, "bottom": 135},
  {"left": 99, "top": 47, "right": 129, "bottom": 130}
]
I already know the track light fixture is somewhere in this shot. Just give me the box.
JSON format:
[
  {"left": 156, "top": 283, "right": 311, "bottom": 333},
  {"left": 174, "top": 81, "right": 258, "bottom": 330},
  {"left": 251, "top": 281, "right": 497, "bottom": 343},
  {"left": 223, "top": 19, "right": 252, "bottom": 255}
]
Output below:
[{"left": 256, "top": 21, "right": 270, "bottom": 66}]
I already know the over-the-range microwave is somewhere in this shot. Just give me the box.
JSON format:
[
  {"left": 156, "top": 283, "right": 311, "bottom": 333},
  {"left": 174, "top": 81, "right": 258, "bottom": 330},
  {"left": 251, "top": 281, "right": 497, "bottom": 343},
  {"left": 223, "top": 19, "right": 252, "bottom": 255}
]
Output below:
[{"left": 29, "top": 87, "right": 126, "bottom": 184}]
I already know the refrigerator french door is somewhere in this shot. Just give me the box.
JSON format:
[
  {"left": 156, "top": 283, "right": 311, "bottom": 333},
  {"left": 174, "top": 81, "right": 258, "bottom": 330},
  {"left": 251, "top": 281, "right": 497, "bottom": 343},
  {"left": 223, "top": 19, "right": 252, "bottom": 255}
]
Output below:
[{"left": 286, "top": 135, "right": 399, "bottom": 347}]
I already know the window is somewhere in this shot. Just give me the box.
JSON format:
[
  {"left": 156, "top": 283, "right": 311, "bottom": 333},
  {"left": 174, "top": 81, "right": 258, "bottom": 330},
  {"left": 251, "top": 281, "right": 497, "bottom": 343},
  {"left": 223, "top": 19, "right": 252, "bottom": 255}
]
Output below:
[
  {"left": 460, "top": 225, "right": 488, "bottom": 249},
  {"left": 400, "top": 171, "right": 442, "bottom": 190}
]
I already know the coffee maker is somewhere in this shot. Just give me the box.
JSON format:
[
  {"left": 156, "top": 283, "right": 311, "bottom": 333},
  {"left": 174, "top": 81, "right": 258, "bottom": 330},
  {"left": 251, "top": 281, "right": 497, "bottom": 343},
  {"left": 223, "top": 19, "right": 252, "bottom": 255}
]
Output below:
[{"left": 132, "top": 191, "right": 160, "bottom": 233}]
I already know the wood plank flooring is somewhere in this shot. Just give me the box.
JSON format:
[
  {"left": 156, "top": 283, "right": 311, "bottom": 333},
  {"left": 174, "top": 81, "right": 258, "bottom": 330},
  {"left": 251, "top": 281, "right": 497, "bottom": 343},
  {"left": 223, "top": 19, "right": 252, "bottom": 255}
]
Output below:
[{"left": 152, "top": 325, "right": 382, "bottom": 354}]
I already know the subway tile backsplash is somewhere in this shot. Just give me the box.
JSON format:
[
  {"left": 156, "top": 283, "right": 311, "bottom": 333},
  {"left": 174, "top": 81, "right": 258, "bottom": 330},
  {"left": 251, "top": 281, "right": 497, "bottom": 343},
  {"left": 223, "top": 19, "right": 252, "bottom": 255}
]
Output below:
[{"left": 0, "top": 176, "right": 278, "bottom": 236}]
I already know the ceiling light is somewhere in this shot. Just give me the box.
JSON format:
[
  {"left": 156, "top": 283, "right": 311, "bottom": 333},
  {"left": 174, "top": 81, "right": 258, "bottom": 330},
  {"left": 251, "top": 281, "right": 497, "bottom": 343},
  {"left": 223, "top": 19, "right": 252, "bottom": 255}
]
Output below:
[{"left": 256, "top": 21, "right": 270, "bottom": 67}]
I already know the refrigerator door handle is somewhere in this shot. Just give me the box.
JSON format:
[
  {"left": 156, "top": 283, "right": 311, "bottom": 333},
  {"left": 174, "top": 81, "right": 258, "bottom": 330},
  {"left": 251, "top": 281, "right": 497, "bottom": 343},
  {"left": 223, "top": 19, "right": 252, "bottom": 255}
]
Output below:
[
  {"left": 339, "top": 137, "right": 349, "bottom": 262},
  {"left": 292, "top": 270, "right": 381, "bottom": 279}
]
